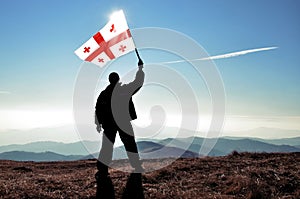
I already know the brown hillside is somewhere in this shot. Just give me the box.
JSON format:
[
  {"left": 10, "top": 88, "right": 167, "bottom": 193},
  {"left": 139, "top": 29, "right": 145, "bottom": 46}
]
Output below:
[{"left": 0, "top": 152, "right": 299, "bottom": 198}]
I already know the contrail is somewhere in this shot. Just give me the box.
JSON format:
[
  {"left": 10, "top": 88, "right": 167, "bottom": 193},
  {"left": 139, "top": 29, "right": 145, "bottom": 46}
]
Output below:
[
  {"left": 152, "top": 46, "right": 278, "bottom": 64},
  {"left": 200, "top": 46, "right": 278, "bottom": 61}
]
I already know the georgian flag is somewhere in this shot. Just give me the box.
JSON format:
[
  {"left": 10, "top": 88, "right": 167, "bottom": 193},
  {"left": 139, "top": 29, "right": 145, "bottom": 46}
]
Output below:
[{"left": 74, "top": 10, "right": 135, "bottom": 67}]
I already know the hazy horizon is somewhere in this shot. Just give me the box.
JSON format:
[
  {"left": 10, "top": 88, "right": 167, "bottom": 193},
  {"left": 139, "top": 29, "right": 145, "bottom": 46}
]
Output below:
[{"left": 1, "top": 123, "right": 300, "bottom": 147}]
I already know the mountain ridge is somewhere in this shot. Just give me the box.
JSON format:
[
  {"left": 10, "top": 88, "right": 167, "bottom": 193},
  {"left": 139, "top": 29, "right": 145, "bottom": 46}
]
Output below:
[
  {"left": 0, "top": 136, "right": 299, "bottom": 161},
  {"left": 0, "top": 151, "right": 82, "bottom": 162}
]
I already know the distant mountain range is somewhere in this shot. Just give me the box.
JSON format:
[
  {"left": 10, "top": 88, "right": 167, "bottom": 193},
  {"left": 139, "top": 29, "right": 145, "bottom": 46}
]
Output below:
[
  {"left": 0, "top": 136, "right": 299, "bottom": 161},
  {"left": 0, "top": 141, "right": 99, "bottom": 156},
  {"left": 174, "top": 137, "right": 300, "bottom": 156},
  {"left": 0, "top": 151, "right": 82, "bottom": 162}
]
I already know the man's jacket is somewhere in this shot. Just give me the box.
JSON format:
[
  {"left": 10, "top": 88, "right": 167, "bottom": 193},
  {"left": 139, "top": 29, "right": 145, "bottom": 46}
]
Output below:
[{"left": 95, "top": 69, "right": 144, "bottom": 127}]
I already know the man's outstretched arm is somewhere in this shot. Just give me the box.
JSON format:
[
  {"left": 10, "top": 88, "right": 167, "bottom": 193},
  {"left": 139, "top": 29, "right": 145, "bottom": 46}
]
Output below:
[{"left": 122, "top": 61, "right": 145, "bottom": 94}]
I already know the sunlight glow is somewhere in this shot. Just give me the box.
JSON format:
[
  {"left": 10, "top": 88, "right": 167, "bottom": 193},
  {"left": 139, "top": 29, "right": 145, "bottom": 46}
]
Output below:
[{"left": 109, "top": 10, "right": 124, "bottom": 20}]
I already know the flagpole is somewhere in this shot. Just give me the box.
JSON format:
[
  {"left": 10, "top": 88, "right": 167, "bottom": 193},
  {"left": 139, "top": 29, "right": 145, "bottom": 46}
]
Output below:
[
  {"left": 130, "top": 30, "right": 143, "bottom": 67},
  {"left": 135, "top": 48, "right": 141, "bottom": 60},
  {"left": 134, "top": 46, "right": 144, "bottom": 68}
]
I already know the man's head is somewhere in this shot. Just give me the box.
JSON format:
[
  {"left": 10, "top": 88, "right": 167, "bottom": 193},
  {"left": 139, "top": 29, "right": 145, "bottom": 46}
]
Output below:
[{"left": 109, "top": 72, "right": 120, "bottom": 84}]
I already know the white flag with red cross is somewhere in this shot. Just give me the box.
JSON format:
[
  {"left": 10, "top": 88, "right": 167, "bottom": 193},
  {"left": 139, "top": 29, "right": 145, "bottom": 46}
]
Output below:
[{"left": 74, "top": 10, "right": 136, "bottom": 67}]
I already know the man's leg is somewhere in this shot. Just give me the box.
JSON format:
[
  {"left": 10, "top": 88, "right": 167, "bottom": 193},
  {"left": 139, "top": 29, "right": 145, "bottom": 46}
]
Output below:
[
  {"left": 97, "top": 127, "right": 117, "bottom": 176},
  {"left": 118, "top": 123, "right": 143, "bottom": 171}
]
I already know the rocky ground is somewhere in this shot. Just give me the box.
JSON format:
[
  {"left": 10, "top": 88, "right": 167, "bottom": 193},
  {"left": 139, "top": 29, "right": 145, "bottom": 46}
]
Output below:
[{"left": 0, "top": 152, "right": 299, "bottom": 198}]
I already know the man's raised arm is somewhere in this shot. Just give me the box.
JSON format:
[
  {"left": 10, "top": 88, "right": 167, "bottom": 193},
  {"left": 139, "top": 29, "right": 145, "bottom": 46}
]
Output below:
[{"left": 122, "top": 57, "right": 145, "bottom": 94}]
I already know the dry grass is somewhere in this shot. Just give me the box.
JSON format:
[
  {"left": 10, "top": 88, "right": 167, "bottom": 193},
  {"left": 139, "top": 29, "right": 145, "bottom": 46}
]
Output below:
[{"left": 0, "top": 152, "right": 299, "bottom": 198}]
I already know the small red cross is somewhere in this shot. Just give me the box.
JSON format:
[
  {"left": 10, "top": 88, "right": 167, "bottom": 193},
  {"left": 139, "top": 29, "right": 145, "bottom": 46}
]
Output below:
[
  {"left": 98, "top": 58, "right": 104, "bottom": 63},
  {"left": 110, "top": 24, "right": 116, "bottom": 33},
  {"left": 83, "top": 47, "right": 90, "bottom": 53},
  {"left": 119, "top": 45, "right": 126, "bottom": 52}
]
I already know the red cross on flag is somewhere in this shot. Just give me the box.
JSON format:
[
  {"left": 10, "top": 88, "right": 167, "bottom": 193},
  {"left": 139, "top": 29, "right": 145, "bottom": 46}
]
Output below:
[{"left": 74, "top": 10, "right": 136, "bottom": 67}]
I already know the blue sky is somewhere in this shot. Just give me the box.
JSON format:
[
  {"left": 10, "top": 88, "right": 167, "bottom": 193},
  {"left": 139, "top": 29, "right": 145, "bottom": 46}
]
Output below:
[{"left": 0, "top": 0, "right": 300, "bottom": 140}]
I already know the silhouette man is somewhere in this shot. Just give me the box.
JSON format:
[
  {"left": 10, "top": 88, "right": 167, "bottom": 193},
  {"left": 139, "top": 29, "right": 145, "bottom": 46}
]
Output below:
[{"left": 95, "top": 56, "right": 145, "bottom": 176}]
